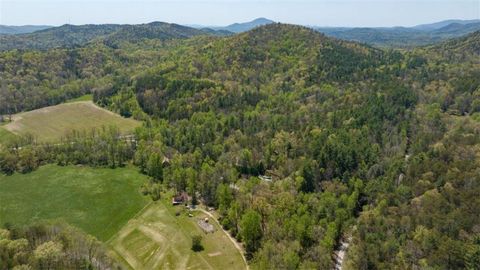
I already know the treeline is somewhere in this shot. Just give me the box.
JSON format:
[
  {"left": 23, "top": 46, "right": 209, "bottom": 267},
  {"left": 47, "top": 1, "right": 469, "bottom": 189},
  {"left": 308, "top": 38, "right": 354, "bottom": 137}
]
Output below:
[
  {"left": 0, "top": 222, "right": 120, "bottom": 270},
  {"left": 0, "top": 126, "right": 135, "bottom": 175}
]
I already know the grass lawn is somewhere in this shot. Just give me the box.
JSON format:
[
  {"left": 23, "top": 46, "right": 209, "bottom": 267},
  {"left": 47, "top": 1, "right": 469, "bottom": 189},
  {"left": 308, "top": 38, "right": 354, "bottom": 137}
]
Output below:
[
  {"left": 0, "top": 127, "right": 16, "bottom": 147},
  {"left": 3, "top": 101, "right": 140, "bottom": 143},
  {"left": 0, "top": 164, "right": 150, "bottom": 241},
  {"left": 109, "top": 197, "right": 247, "bottom": 270}
]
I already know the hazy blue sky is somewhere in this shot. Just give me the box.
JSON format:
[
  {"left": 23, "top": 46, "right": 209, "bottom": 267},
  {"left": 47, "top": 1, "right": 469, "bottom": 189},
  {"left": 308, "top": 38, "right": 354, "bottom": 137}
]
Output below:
[{"left": 0, "top": 0, "right": 478, "bottom": 27}]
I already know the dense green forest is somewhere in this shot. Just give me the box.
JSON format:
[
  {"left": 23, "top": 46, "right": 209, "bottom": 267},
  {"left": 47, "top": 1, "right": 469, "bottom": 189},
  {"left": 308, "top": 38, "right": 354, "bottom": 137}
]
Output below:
[
  {"left": 0, "top": 22, "right": 228, "bottom": 51},
  {"left": 315, "top": 21, "right": 480, "bottom": 48},
  {"left": 1, "top": 23, "right": 479, "bottom": 269},
  {"left": 0, "top": 222, "right": 119, "bottom": 269}
]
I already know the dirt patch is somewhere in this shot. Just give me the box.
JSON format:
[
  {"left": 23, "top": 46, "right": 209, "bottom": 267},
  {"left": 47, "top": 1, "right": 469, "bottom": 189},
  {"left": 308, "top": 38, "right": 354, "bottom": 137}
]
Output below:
[
  {"left": 208, "top": 252, "right": 222, "bottom": 257},
  {"left": 198, "top": 219, "right": 215, "bottom": 233}
]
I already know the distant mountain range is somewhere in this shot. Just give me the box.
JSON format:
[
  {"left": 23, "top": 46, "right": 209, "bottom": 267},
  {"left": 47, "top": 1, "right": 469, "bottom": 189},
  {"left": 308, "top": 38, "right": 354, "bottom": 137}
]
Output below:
[
  {"left": 0, "top": 18, "right": 478, "bottom": 50},
  {"left": 189, "top": 18, "right": 275, "bottom": 33},
  {"left": 0, "top": 25, "right": 53, "bottom": 35},
  {"left": 0, "top": 18, "right": 275, "bottom": 51},
  {"left": 0, "top": 22, "right": 227, "bottom": 51},
  {"left": 413, "top": 19, "right": 480, "bottom": 30},
  {"left": 314, "top": 19, "right": 480, "bottom": 47},
  {"left": 432, "top": 29, "right": 480, "bottom": 56}
]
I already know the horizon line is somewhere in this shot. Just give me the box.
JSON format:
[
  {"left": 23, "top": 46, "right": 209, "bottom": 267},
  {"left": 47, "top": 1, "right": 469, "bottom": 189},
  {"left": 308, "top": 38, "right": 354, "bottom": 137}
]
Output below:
[{"left": 2, "top": 17, "right": 479, "bottom": 29}]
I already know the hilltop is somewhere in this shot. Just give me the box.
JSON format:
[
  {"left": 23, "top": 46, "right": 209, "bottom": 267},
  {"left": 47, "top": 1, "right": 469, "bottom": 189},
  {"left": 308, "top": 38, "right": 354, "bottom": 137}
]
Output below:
[
  {"left": 216, "top": 17, "right": 275, "bottom": 33},
  {"left": 159, "top": 23, "right": 383, "bottom": 84},
  {"left": 102, "top": 22, "right": 211, "bottom": 47}
]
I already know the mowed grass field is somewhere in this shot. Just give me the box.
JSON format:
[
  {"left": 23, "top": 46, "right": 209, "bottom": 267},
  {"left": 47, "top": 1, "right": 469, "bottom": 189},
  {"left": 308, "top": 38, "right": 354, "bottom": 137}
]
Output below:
[
  {"left": 0, "top": 164, "right": 150, "bottom": 241},
  {"left": 2, "top": 101, "right": 140, "bottom": 142},
  {"left": 109, "top": 199, "right": 247, "bottom": 270}
]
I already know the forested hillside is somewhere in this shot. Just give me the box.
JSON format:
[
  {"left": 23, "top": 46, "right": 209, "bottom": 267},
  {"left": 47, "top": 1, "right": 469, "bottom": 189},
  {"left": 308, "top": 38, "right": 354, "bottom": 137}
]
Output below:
[
  {"left": 0, "top": 22, "right": 220, "bottom": 51},
  {"left": 0, "top": 25, "right": 52, "bottom": 35},
  {"left": 316, "top": 21, "right": 480, "bottom": 47},
  {"left": 0, "top": 24, "right": 479, "bottom": 269}
]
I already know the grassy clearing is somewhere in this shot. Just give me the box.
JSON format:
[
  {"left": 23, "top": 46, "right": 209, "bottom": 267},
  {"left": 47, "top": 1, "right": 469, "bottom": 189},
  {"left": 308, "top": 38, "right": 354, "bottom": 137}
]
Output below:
[
  {"left": 67, "top": 94, "right": 93, "bottom": 102},
  {"left": 109, "top": 197, "right": 247, "bottom": 270},
  {"left": 3, "top": 101, "right": 140, "bottom": 142},
  {"left": 0, "top": 164, "right": 150, "bottom": 241}
]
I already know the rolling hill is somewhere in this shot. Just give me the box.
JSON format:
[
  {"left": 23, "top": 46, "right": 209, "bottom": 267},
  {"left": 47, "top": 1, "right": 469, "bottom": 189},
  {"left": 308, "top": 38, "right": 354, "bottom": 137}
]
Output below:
[
  {"left": 433, "top": 22, "right": 480, "bottom": 35},
  {"left": 0, "top": 24, "right": 124, "bottom": 50},
  {"left": 428, "top": 30, "right": 480, "bottom": 60},
  {"left": 0, "top": 22, "right": 223, "bottom": 51},
  {"left": 175, "top": 23, "right": 382, "bottom": 81},
  {"left": 413, "top": 19, "right": 480, "bottom": 30},
  {"left": 315, "top": 20, "right": 480, "bottom": 47},
  {"left": 0, "top": 25, "right": 52, "bottom": 34},
  {"left": 102, "top": 21, "right": 212, "bottom": 48}
]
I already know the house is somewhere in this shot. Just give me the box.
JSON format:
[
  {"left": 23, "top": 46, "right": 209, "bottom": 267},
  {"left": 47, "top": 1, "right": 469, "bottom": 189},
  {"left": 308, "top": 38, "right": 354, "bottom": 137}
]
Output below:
[{"left": 172, "top": 191, "right": 189, "bottom": 205}]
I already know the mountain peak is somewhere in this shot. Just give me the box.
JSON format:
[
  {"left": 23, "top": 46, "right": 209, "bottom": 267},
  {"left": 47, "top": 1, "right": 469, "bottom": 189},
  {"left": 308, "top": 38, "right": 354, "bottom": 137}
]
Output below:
[
  {"left": 413, "top": 19, "right": 480, "bottom": 30},
  {"left": 222, "top": 18, "right": 275, "bottom": 33},
  {"left": 251, "top": 18, "right": 274, "bottom": 24}
]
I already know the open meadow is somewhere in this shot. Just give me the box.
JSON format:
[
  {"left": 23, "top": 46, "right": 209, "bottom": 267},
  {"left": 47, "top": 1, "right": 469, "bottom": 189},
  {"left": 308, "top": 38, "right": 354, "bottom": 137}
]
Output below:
[
  {"left": 109, "top": 199, "right": 247, "bottom": 270},
  {"left": 0, "top": 164, "right": 150, "bottom": 241},
  {"left": 2, "top": 101, "right": 140, "bottom": 142}
]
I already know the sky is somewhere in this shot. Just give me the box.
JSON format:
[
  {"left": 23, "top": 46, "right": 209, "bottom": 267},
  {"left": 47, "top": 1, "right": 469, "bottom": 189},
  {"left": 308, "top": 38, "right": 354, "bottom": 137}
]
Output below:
[{"left": 0, "top": 0, "right": 478, "bottom": 27}]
